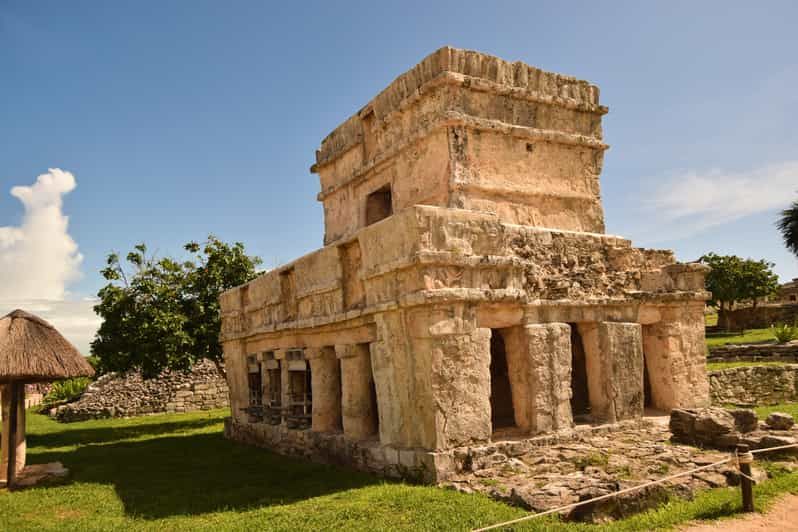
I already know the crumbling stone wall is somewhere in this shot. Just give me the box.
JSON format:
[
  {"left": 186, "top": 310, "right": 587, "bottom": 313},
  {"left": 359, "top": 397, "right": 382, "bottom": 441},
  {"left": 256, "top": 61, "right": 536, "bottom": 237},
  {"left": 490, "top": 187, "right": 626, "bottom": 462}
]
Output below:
[
  {"left": 709, "top": 365, "right": 798, "bottom": 406},
  {"left": 707, "top": 343, "right": 798, "bottom": 363},
  {"left": 54, "top": 360, "right": 229, "bottom": 422},
  {"left": 722, "top": 304, "right": 798, "bottom": 330}
]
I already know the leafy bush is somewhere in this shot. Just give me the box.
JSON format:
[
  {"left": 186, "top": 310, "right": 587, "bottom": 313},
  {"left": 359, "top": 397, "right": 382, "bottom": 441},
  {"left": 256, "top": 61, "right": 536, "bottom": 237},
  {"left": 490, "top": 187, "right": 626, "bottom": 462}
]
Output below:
[
  {"left": 42, "top": 377, "right": 91, "bottom": 408},
  {"left": 772, "top": 322, "right": 798, "bottom": 344}
]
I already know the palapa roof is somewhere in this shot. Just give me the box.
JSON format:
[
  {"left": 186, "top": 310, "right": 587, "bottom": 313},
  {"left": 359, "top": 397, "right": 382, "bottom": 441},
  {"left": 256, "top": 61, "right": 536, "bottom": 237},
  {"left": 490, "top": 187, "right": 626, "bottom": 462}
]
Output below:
[{"left": 0, "top": 309, "right": 95, "bottom": 384}]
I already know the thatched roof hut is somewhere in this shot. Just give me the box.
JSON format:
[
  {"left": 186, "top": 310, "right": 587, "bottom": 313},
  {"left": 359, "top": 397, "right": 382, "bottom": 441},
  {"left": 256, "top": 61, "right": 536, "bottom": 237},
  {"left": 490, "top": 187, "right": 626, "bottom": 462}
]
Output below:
[
  {"left": 0, "top": 309, "right": 94, "bottom": 489},
  {"left": 0, "top": 309, "right": 94, "bottom": 383}
]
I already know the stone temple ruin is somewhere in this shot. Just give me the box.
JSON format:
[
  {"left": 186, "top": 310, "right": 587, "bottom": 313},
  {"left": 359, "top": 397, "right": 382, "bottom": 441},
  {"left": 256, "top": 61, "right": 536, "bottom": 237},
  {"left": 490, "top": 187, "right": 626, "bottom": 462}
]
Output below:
[{"left": 220, "top": 47, "right": 710, "bottom": 482}]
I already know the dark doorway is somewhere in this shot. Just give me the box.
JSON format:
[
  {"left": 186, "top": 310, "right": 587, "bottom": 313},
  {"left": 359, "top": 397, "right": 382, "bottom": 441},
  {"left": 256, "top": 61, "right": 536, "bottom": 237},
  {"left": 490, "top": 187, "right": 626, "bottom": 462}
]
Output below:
[
  {"left": 368, "top": 375, "right": 380, "bottom": 437},
  {"left": 643, "top": 355, "right": 653, "bottom": 409},
  {"left": 569, "top": 325, "right": 591, "bottom": 422},
  {"left": 489, "top": 329, "right": 516, "bottom": 430}
]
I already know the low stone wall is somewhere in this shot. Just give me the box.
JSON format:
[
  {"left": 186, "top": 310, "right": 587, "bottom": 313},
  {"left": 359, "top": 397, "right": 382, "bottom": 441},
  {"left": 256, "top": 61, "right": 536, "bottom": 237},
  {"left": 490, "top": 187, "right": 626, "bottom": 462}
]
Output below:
[
  {"left": 722, "top": 304, "right": 798, "bottom": 330},
  {"left": 707, "top": 342, "right": 798, "bottom": 363},
  {"left": 53, "top": 360, "right": 229, "bottom": 422},
  {"left": 709, "top": 364, "right": 798, "bottom": 406}
]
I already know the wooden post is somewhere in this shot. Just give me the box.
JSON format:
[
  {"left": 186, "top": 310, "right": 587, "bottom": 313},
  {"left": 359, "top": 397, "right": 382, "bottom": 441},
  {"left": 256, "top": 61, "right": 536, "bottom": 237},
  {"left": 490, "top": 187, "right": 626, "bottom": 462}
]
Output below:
[
  {"left": 6, "top": 381, "right": 18, "bottom": 490},
  {"left": 737, "top": 443, "right": 754, "bottom": 512}
]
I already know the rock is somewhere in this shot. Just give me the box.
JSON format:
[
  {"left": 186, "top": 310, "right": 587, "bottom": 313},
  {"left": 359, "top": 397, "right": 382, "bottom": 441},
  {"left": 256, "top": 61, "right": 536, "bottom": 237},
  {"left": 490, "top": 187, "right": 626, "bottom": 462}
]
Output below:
[
  {"left": 13, "top": 462, "right": 69, "bottom": 488},
  {"left": 730, "top": 409, "right": 758, "bottom": 433},
  {"left": 756, "top": 434, "right": 797, "bottom": 452},
  {"left": 765, "top": 412, "right": 795, "bottom": 430},
  {"left": 670, "top": 408, "right": 738, "bottom": 448},
  {"left": 669, "top": 409, "right": 696, "bottom": 443}
]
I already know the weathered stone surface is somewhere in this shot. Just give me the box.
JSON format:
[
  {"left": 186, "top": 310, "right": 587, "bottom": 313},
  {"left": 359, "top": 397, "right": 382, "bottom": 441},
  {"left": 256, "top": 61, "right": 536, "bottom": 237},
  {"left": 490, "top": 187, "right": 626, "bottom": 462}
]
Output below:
[
  {"left": 765, "top": 412, "right": 795, "bottom": 431},
  {"left": 730, "top": 409, "right": 758, "bottom": 433},
  {"left": 442, "top": 418, "right": 787, "bottom": 523},
  {"left": 337, "top": 344, "right": 378, "bottom": 441},
  {"left": 53, "top": 360, "right": 229, "bottom": 422},
  {"left": 218, "top": 48, "right": 710, "bottom": 482},
  {"left": 670, "top": 408, "right": 737, "bottom": 448},
  {"left": 503, "top": 323, "right": 572, "bottom": 433},
  {"left": 577, "top": 322, "right": 645, "bottom": 424},
  {"left": 670, "top": 407, "right": 798, "bottom": 455}
]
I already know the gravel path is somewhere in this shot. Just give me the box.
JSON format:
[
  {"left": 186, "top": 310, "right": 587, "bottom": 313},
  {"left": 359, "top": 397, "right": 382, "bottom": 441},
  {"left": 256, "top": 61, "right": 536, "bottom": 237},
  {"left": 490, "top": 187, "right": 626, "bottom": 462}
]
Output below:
[{"left": 680, "top": 494, "right": 798, "bottom": 531}]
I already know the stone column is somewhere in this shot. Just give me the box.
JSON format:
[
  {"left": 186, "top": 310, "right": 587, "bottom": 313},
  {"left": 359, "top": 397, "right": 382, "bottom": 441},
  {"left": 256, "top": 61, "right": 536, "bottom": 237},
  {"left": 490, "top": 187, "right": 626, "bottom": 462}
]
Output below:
[
  {"left": 501, "top": 323, "right": 573, "bottom": 433},
  {"left": 0, "top": 383, "right": 26, "bottom": 483},
  {"left": 222, "top": 340, "right": 249, "bottom": 423},
  {"left": 405, "top": 303, "right": 492, "bottom": 450},
  {"left": 306, "top": 347, "right": 341, "bottom": 432},
  {"left": 642, "top": 303, "right": 710, "bottom": 409},
  {"left": 336, "top": 344, "right": 378, "bottom": 441},
  {"left": 274, "top": 349, "right": 290, "bottom": 422},
  {"left": 579, "top": 322, "right": 644, "bottom": 423}
]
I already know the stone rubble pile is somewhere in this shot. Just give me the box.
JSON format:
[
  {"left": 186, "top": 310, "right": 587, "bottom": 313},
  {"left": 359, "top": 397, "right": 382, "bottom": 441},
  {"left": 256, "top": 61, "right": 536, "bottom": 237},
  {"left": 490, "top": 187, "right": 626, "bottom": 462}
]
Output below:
[
  {"left": 670, "top": 407, "right": 798, "bottom": 451},
  {"left": 444, "top": 411, "right": 797, "bottom": 523},
  {"left": 52, "top": 359, "right": 229, "bottom": 422}
]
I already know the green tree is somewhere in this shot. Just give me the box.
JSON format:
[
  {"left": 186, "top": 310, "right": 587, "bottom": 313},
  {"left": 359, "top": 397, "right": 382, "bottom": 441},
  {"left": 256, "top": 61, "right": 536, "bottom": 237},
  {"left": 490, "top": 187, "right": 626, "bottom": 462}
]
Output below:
[
  {"left": 778, "top": 198, "right": 798, "bottom": 259},
  {"left": 91, "top": 237, "right": 261, "bottom": 378},
  {"left": 699, "top": 253, "right": 780, "bottom": 329}
]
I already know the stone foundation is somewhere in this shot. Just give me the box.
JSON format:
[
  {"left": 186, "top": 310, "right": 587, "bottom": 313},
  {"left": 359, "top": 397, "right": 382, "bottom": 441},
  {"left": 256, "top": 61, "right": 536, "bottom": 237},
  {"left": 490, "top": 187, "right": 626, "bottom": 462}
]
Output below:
[{"left": 224, "top": 417, "right": 434, "bottom": 481}]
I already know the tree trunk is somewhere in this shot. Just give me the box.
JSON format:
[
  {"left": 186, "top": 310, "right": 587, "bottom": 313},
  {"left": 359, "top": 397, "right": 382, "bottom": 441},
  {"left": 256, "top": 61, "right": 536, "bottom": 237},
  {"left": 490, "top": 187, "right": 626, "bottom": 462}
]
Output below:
[{"left": 718, "top": 302, "right": 730, "bottom": 331}]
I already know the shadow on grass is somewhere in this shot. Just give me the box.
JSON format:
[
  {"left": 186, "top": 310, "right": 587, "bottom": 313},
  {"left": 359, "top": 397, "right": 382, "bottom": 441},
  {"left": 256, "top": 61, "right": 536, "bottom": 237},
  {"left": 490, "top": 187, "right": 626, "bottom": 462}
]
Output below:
[
  {"left": 30, "top": 431, "right": 382, "bottom": 519},
  {"left": 26, "top": 417, "right": 223, "bottom": 449}
]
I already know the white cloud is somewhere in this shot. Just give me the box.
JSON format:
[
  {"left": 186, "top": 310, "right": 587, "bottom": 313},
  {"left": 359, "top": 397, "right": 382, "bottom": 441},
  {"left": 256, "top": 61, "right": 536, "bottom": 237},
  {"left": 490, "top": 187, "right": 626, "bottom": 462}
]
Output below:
[
  {"left": 0, "top": 299, "right": 100, "bottom": 355},
  {"left": 644, "top": 161, "right": 798, "bottom": 240},
  {"left": 0, "top": 168, "right": 83, "bottom": 299},
  {"left": 0, "top": 169, "right": 97, "bottom": 353}
]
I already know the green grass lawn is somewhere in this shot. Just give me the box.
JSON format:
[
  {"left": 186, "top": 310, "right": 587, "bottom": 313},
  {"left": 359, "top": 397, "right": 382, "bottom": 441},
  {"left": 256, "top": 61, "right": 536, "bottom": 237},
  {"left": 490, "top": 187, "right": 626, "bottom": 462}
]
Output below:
[
  {"left": 3, "top": 409, "right": 798, "bottom": 531},
  {"left": 706, "top": 361, "right": 792, "bottom": 371},
  {"left": 754, "top": 402, "right": 798, "bottom": 419},
  {"left": 706, "top": 327, "right": 776, "bottom": 348}
]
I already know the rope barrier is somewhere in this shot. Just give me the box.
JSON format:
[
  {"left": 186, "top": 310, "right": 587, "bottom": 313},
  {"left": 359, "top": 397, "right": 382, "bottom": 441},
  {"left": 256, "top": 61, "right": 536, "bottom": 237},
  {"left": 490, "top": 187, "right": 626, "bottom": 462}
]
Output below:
[
  {"left": 472, "top": 442, "right": 798, "bottom": 532},
  {"left": 750, "top": 443, "right": 798, "bottom": 455}
]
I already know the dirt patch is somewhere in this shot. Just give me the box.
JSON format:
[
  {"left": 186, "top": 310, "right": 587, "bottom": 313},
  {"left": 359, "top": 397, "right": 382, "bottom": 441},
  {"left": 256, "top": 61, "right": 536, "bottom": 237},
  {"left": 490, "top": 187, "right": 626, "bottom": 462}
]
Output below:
[
  {"left": 54, "top": 508, "right": 85, "bottom": 520},
  {"left": 681, "top": 494, "right": 798, "bottom": 531}
]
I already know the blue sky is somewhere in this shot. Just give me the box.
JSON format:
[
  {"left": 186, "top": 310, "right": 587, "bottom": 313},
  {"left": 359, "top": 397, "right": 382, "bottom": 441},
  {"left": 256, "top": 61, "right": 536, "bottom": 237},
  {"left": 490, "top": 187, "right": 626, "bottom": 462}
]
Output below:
[{"left": 1, "top": 1, "right": 797, "bottom": 352}]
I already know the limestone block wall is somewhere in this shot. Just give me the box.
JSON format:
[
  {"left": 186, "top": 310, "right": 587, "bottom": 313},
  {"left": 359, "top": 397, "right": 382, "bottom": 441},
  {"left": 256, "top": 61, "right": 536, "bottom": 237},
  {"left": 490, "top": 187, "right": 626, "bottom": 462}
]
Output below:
[
  {"left": 709, "top": 365, "right": 798, "bottom": 406},
  {"left": 722, "top": 304, "right": 798, "bottom": 330},
  {"left": 312, "top": 47, "right": 609, "bottom": 245},
  {"left": 54, "top": 360, "right": 229, "bottom": 422},
  {"left": 707, "top": 343, "right": 798, "bottom": 363}
]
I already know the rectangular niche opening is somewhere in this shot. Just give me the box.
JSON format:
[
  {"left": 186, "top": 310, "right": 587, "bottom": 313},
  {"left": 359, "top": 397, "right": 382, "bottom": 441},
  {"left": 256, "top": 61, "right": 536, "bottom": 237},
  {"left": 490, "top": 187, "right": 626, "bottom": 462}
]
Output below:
[
  {"left": 286, "top": 350, "right": 311, "bottom": 430},
  {"left": 569, "top": 324, "right": 591, "bottom": 424},
  {"left": 245, "top": 355, "right": 263, "bottom": 422},
  {"left": 365, "top": 185, "right": 393, "bottom": 226}
]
